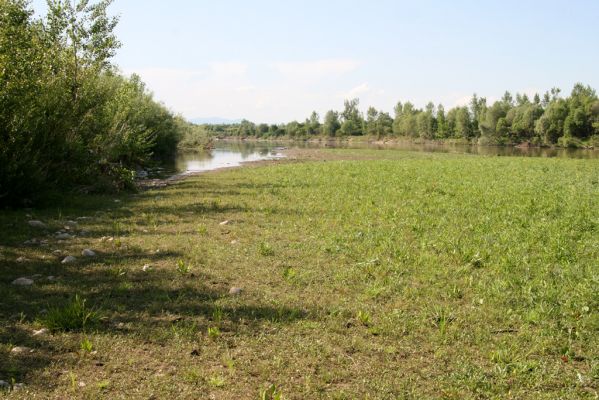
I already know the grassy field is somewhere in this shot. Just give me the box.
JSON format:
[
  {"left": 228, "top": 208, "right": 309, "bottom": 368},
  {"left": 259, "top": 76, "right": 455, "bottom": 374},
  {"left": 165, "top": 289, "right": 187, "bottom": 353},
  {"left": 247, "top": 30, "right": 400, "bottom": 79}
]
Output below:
[{"left": 1, "top": 148, "right": 598, "bottom": 399}]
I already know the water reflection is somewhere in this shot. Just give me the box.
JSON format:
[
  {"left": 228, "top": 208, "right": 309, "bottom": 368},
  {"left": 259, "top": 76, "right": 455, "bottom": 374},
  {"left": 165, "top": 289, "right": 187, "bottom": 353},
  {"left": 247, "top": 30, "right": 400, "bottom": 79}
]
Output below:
[
  {"left": 175, "top": 145, "right": 284, "bottom": 173},
  {"left": 175, "top": 140, "right": 598, "bottom": 174}
]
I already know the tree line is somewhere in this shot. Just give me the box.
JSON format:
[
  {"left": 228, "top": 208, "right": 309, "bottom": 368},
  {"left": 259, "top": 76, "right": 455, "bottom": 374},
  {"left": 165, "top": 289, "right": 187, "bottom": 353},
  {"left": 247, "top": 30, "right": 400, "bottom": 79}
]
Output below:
[
  {"left": 207, "top": 85, "right": 599, "bottom": 148},
  {"left": 0, "top": 0, "right": 206, "bottom": 207}
]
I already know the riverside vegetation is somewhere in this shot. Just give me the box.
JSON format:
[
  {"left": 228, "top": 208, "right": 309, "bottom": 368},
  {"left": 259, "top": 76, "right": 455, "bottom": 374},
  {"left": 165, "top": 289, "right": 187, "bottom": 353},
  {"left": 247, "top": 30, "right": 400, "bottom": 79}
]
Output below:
[
  {"left": 1, "top": 148, "right": 598, "bottom": 398},
  {"left": 205, "top": 87, "right": 599, "bottom": 149},
  {"left": 0, "top": 0, "right": 210, "bottom": 207}
]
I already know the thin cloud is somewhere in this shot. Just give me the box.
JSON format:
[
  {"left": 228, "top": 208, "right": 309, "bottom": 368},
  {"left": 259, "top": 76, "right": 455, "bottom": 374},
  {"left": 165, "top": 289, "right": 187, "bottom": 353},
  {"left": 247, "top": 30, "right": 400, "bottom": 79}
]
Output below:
[
  {"left": 345, "top": 83, "right": 371, "bottom": 99},
  {"left": 272, "top": 59, "right": 360, "bottom": 80}
]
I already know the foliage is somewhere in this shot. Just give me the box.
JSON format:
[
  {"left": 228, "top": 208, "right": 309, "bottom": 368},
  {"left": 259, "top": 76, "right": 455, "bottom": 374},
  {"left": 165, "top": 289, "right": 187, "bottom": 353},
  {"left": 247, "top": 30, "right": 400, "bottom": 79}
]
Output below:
[
  {"left": 0, "top": 0, "right": 191, "bottom": 206},
  {"left": 39, "top": 295, "right": 99, "bottom": 332},
  {"left": 204, "top": 84, "right": 599, "bottom": 148}
]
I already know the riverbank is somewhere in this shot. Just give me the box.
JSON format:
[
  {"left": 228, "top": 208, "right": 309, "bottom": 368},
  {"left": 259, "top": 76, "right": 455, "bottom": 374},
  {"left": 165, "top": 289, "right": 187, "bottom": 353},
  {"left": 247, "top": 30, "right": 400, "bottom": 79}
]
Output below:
[
  {"left": 1, "top": 148, "right": 598, "bottom": 398},
  {"left": 215, "top": 134, "right": 599, "bottom": 150}
]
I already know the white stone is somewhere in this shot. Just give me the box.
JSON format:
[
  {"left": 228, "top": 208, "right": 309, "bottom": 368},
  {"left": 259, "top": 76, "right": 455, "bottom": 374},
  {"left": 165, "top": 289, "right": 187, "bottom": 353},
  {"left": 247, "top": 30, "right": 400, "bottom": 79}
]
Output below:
[
  {"left": 81, "top": 249, "right": 96, "bottom": 257},
  {"left": 65, "top": 220, "right": 78, "bottom": 228},
  {"left": 61, "top": 256, "right": 77, "bottom": 264},
  {"left": 219, "top": 220, "right": 230, "bottom": 226},
  {"left": 52, "top": 250, "right": 62, "bottom": 256},
  {"left": 47, "top": 276, "right": 57, "bottom": 282},
  {"left": 11, "top": 346, "right": 32, "bottom": 354},
  {"left": 76, "top": 216, "right": 92, "bottom": 221},
  {"left": 28, "top": 220, "right": 46, "bottom": 229},
  {"left": 32, "top": 328, "right": 48, "bottom": 336},
  {"left": 16, "top": 256, "right": 27, "bottom": 263},
  {"left": 142, "top": 264, "right": 152, "bottom": 272},
  {"left": 12, "top": 277, "right": 34, "bottom": 286},
  {"left": 229, "top": 287, "right": 242, "bottom": 295}
]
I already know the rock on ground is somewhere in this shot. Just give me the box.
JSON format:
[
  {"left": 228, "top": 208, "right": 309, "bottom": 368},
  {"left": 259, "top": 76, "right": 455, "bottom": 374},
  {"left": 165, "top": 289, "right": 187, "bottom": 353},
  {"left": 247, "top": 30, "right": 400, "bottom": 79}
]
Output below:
[
  {"left": 12, "top": 277, "right": 34, "bottom": 286},
  {"left": 81, "top": 249, "right": 96, "bottom": 257},
  {"left": 61, "top": 255, "right": 77, "bottom": 264},
  {"left": 28, "top": 220, "right": 46, "bottom": 229},
  {"left": 32, "top": 328, "right": 49, "bottom": 336},
  {"left": 10, "top": 346, "right": 32, "bottom": 354},
  {"left": 229, "top": 287, "right": 242, "bottom": 295}
]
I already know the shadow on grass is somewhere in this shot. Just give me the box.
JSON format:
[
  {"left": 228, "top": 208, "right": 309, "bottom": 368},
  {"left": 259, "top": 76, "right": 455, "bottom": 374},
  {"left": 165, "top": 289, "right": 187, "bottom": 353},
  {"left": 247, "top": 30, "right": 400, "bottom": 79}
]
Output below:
[{"left": 0, "top": 178, "right": 310, "bottom": 385}]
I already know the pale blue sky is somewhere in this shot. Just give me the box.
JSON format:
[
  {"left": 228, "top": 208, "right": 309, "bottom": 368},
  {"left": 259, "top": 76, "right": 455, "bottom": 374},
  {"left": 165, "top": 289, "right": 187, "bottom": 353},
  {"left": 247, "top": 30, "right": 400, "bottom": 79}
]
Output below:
[{"left": 30, "top": 0, "right": 599, "bottom": 123}]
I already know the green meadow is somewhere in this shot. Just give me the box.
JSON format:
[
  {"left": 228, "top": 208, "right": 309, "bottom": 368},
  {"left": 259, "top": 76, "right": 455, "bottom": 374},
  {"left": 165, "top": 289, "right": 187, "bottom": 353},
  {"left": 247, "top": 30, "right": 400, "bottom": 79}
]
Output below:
[{"left": 1, "top": 148, "right": 598, "bottom": 399}]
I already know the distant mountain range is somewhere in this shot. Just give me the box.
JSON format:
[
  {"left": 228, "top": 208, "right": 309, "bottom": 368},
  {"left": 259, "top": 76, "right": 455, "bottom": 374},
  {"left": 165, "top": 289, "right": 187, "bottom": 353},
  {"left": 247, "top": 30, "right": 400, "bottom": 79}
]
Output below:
[{"left": 190, "top": 117, "right": 242, "bottom": 125}]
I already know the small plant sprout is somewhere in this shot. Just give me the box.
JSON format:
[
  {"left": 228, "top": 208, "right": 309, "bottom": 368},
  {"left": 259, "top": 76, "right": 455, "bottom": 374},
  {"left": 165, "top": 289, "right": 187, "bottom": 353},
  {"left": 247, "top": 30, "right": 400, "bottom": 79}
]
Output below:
[
  {"left": 357, "top": 310, "right": 371, "bottom": 326},
  {"left": 208, "top": 375, "right": 226, "bottom": 388},
  {"left": 196, "top": 224, "right": 208, "bottom": 235},
  {"left": 259, "top": 242, "right": 275, "bottom": 256},
  {"left": 260, "top": 384, "right": 283, "bottom": 400},
  {"left": 212, "top": 307, "right": 224, "bottom": 324},
  {"left": 207, "top": 326, "right": 221, "bottom": 340},
  {"left": 80, "top": 337, "right": 93, "bottom": 353},
  {"left": 176, "top": 259, "right": 190, "bottom": 274}
]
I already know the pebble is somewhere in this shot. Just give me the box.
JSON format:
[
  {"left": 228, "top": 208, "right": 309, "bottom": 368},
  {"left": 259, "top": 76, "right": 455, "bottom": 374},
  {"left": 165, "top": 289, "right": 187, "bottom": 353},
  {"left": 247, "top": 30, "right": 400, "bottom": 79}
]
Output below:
[
  {"left": 219, "top": 220, "right": 230, "bottom": 226},
  {"left": 12, "top": 277, "right": 34, "bottom": 286},
  {"left": 55, "top": 233, "right": 73, "bottom": 240},
  {"left": 52, "top": 250, "right": 62, "bottom": 256},
  {"left": 0, "top": 380, "right": 9, "bottom": 389},
  {"left": 229, "top": 287, "right": 242, "bottom": 296},
  {"left": 64, "top": 220, "right": 78, "bottom": 228},
  {"left": 28, "top": 220, "right": 46, "bottom": 229},
  {"left": 11, "top": 346, "right": 32, "bottom": 355},
  {"left": 230, "top": 240, "right": 238, "bottom": 244},
  {"left": 76, "top": 216, "right": 92, "bottom": 221},
  {"left": 32, "top": 328, "right": 48, "bottom": 336},
  {"left": 81, "top": 249, "right": 96, "bottom": 257},
  {"left": 142, "top": 264, "right": 152, "bottom": 272},
  {"left": 16, "top": 256, "right": 27, "bottom": 263},
  {"left": 61, "top": 255, "right": 77, "bottom": 264},
  {"left": 99, "top": 236, "right": 114, "bottom": 242},
  {"left": 47, "top": 276, "right": 57, "bottom": 282},
  {"left": 12, "top": 383, "right": 25, "bottom": 391}
]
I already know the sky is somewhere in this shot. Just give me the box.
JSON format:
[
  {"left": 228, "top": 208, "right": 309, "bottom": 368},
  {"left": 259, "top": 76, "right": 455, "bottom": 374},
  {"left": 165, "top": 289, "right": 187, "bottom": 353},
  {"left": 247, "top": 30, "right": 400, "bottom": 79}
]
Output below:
[{"left": 30, "top": 0, "right": 599, "bottom": 123}]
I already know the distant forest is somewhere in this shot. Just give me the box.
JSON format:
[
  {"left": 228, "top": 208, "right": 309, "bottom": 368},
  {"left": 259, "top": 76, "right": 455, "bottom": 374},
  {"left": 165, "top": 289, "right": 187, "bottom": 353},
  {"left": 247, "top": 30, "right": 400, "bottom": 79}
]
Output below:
[{"left": 205, "top": 85, "right": 599, "bottom": 148}]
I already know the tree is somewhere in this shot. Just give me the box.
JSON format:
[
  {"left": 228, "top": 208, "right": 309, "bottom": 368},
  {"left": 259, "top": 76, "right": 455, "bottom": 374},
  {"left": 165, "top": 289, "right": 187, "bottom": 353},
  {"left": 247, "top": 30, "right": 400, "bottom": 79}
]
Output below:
[
  {"left": 534, "top": 99, "right": 568, "bottom": 144},
  {"left": 455, "top": 107, "right": 472, "bottom": 139},
  {"left": 305, "top": 111, "right": 320, "bottom": 135},
  {"left": 340, "top": 98, "right": 364, "bottom": 136},
  {"left": 436, "top": 104, "right": 447, "bottom": 138},
  {"left": 322, "top": 110, "right": 340, "bottom": 136}
]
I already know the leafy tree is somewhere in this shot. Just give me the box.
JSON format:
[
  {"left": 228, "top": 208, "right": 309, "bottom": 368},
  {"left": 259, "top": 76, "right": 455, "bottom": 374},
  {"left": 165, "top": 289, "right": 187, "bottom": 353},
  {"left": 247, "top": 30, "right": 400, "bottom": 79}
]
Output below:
[
  {"left": 340, "top": 98, "right": 364, "bottom": 136},
  {"left": 534, "top": 99, "right": 568, "bottom": 144},
  {"left": 454, "top": 107, "right": 473, "bottom": 139},
  {"left": 305, "top": 111, "right": 321, "bottom": 135},
  {"left": 322, "top": 110, "right": 340, "bottom": 136}
]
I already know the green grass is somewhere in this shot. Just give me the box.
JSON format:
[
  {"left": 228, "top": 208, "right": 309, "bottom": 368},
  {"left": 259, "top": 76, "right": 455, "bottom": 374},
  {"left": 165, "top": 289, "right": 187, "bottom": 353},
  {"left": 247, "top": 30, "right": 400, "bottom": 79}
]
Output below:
[{"left": 0, "top": 149, "right": 598, "bottom": 398}]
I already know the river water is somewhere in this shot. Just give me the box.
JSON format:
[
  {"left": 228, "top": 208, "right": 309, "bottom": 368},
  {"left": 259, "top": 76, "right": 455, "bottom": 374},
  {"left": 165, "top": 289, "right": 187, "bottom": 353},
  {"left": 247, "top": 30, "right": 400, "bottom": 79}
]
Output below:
[{"left": 174, "top": 140, "right": 598, "bottom": 174}]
